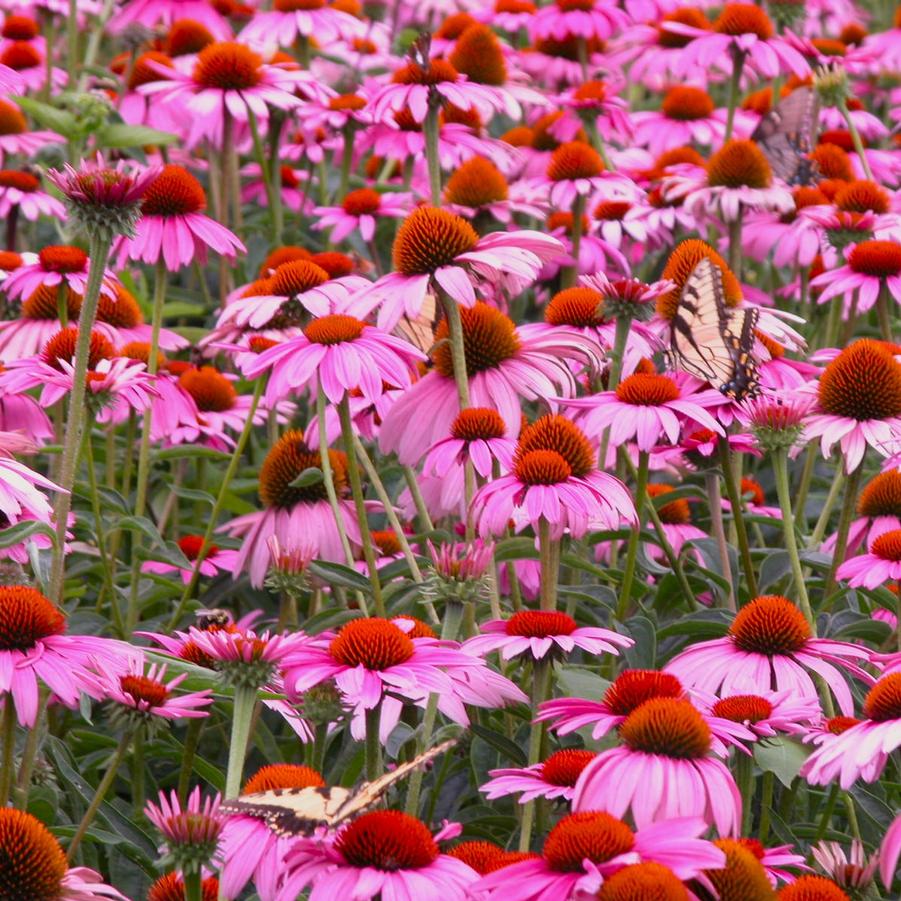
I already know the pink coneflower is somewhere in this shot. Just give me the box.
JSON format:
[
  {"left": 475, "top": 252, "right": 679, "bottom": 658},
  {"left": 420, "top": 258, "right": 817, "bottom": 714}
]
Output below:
[
  {"left": 824, "top": 469, "right": 901, "bottom": 556},
  {"left": 549, "top": 79, "right": 633, "bottom": 145},
  {"left": 0, "top": 169, "right": 65, "bottom": 221},
  {"left": 356, "top": 207, "right": 563, "bottom": 329},
  {"left": 538, "top": 668, "right": 687, "bottom": 740},
  {"left": 224, "top": 431, "right": 361, "bottom": 586},
  {"left": 743, "top": 186, "right": 832, "bottom": 269},
  {"left": 241, "top": 163, "right": 311, "bottom": 214},
  {"left": 881, "top": 814, "right": 901, "bottom": 890},
  {"left": 528, "top": 0, "right": 629, "bottom": 43},
  {"left": 423, "top": 407, "right": 516, "bottom": 480},
  {"left": 632, "top": 86, "right": 751, "bottom": 156},
  {"left": 145, "top": 787, "right": 225, "bottom": 872},
  {"left": 91, "top": 658, "right": 213, "bottom": 722},
  {"left": 812, "top": 840, "right": 880, "bottom": 893},
  {"left": 668, "top": 3, "right": 810, "bottom": 80},
  {"left": 113, "top": 164, "right": 244, "bottom": 270},
  {"left": 379, "top": 303, "right": 599, "bottom": 462},
  {"left": 0, "top": 98, "right": 59, "bottom": 162},
  {"left": 665, "top": 594, "right": 872, "bottom": 716},
  {"left": 836, "top": 522, "right": 901, "bottom": 588},
  {"left": 369, "top": 54, "right": 519, "bottom": 125},
  {"left": 241, "top": 0, "right": 364, "bottom": 47},
  {"left": 213, "top": 260, "right": 368, "bottom": 334},
  {"left": 0, "top": 59, "right": 23, "bottom": 93},
  {"left": 0, "top": 808, "right": 127, "bottom": 900},
  {"left": 641, "top": 482, "right": 707, "bottom": 560},
  {"left": 542, "top": 140, "right": 636, "bottom": 209},
  {"left": 219, "top": 763, "right": 326, "bottom": 901},
  {"left": 242, "top": 308, "right": 426, "bottom": 406},
  {"left": 665, "top": 140, "right": 793, "bottom": 223},
  {"left": 0, "top": 585, "right": 137, "bottom": 726},
  {"left": 281, "top": 616, "right": 521, "bottom": 740},
  {"left": 802, "top": 672, "right": 901, "bottom": 788},
  {"left": 463, "top": 609, "right": 632, "bottom": 660},
  {"left": 0, "top": 330, "right": 154, "bottom": 413},
  {"left": 143, "top": 534, "right": 239, "bottom": 584},
  {"left": 803, "top": 340, "right": 901, "bottom": 472},
  {"left": 0, "top": 430, "right": 61, "bottom": 527},
  {"left": 313, "top": 188, "right": 411, "bottom": 244},
  {"left": 160, "top": 364, "right": 286, "bottom": 450},
  {"left": 1, "top": 245, "right": 117, "bottom": 302},
  {"left": 0, "top": 391, "right": 52, "bottom": 444},
  {"left": 563, "top": 370, "right": 724, "bottom": 451},
  {"left": 475, "top": 812, "right": 724, "bottom": 899},
  {"left": 480, "top": 748, "right": 596, "bottom": 803},
  {"left": 811, "top": 240, "right": 901, "bottom": 314},
  {"left": 108, "top": 0, "right": 230, "bottom": 37},
  {"left": 572, "top": 696, "right": 743, "bottom": 834},
  {"left": 471, "top": 413, "right": 635, "bottom": 539},
  {"left": 139, "top": 42, "right": 318, "bottom": 147},
  {"left": 0, "top": 41, "right": 61, "bottom": 92},
  {"left": 692, "top": 689, "right": 821, "bottom": 740},
  {"left": 277, "top": 811, "right": 478, "bottom": 901}
]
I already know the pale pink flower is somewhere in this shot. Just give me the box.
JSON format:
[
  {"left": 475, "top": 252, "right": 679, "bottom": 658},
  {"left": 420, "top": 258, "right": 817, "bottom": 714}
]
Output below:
[
  {"left": 463, "top": 609, "right": 632, "bottom": 661},
  {"left": 528, "top": 0, "right": 629, "bottom": 43},
  {"left": 836, "top": 522, "right": 901, "bottom": 588},
  {"left": 801, "top": 672, "right": 901, "bottom": 788},
  {"left": 480, "top": 747, "right": 596, "bottom": 804},
  {"left": 0, "top": 169, "right": 66, "bottom": 220},
  {"left": 108, "top": 0, "right": 231, "bottom": 36},
  {"left": 1, "top": 245, "right": 117, "bottom": 302},
  {"left": 475, "top": 813, "right": 725, "bottom": 899},
  {"left": 811, "top": 239, "right": 901, "bottom": 314},
  {"left": 277, "top": 812, "right": 478, "bottom": 901},
  {"left": 665, "top": 595, "right": 872, "bottom": 716},
  {"left": 240, "top": 0, "right": 365, "bottom": 47},
  {"left": 880, "top": 814, "right": 901, "bottom": 889},
  {"left": 313, "top": 189, "right": 411, "bottom": 243}
]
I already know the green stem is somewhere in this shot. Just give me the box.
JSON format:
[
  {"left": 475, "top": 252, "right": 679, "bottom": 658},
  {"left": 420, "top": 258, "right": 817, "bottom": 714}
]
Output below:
[
  {"left": 438, "top": 291, "right": 471, "bottom": 410},
  {"left": 404, "top": 602, "right": 465, "bottom": 815},
  {"left": 183, "top": 871, "right": 202, "bottom": 901},
  {"left": 823, "top": 463, "right": 863, "bottom": 602},
  {"left": 518, "top": 658, "right": 551, "bottom": 852},
  {"left": 247, "top": 108, "right": 282, "bottom": 244},
  {"left": 736, "top": 751, "right": 754, "bottom": 835},
  {"left": 705, "top": 470, "right": 735, "bottom": 610},
  {"left": 808, "top": 470, "right": 845, "bottom": 549},
  {"left": 364, "top": 703, "right": 383, "bottom": 781},
  {"left": 561, "top": 195, "right": 585, "bottom": 289},
  {"left": 84, "top": 428, "right": 122, "bottom": 634},
  {"left": 728, "top": 217, "right": 743, "bottom": 281},
  {"left": 167, "top": 380, "right": 265, "bottom": 631},
  {"left": 758, "top": 771, "right": 774, "bottom": 843},
  {"left": 48, "top": 232, "right": 112, "bottom": 602},
  {"left": 793, "top": 446, "right": 816, "bottom": 528},
  {"left": 598, "top": 316, "right": 631, "bottom": 468},
  {"left": 616, "top": 450, "right": 649, "bottom": 621},
  {"left": 177, "top": 718, "right": 204, "bottom": 803},
  {"left": 0, "top": 701, "right": 16, "bottom": 807},
  {"left": 338, "top": 396, "right": 384, "bottom": 617},
  {"left": 538, "top": 518, "right": 560, "bottom": 612},
  {"left": 403, "top": 465, "right": 434, "bottom": 533},
  {"left": 815, "top": 784, "right": 839, "bottom": 841},
  {"left": 876, "top": 284, "right": 894, "bottom": 344},
  {"left": 67, "top": 732, "right": 131, "bottom": 860},
  {"left": 312, "top": 722, "right": 328, "bottom": 775},
  {"left": 224, "top": 685, "right": 257, "bottom": 799},
  {"left": 337, "top": 123, "right": 357, "bottom": 201},
  {"left": 13, "top": 688, "right": 47, "bottom": 809},
  {"left": 773, "top": 449, "right": 814, "bottom": 627},
  {"left": 718, "top": 440, "right": 759, "bottom": 598},
  {"left": 423, "top": 102, "right": 443, "bottom": 206},
  {"left": 725, "top": 48, "right": 746, "bottom": 142},
  {"left": 66, "top": 0, "right": 79, "bottom": 83},
  {"left": 839, "top": 102, "right": 874, "bottom": 181}
]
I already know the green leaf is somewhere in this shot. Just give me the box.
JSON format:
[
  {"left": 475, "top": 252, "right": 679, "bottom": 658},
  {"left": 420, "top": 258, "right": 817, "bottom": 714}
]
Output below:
[
  {"left": 289, "top": 467, "right": 324, "bottom": 488},
  {"left": 115, "top": 515, "right": 164, "bottom": 547},
  {"left": 0, "top": 520, "right": 57, "bottom": 549},
  {"left": 493, "top": 536, "right": 539, "bottom": 562},
  {"left": 14, "top": 96, "right": 76, "bottom": 137},
  {"left": 469, "top": 723, "right": 527, "bottom": 765},
  {"left": 754, "top": 737, "right": 810, "bottom": 787},
  {"left": 622, "top": 616, "right": 656, "bottom": 669},
  {"left": 307, "top": 560, "right": 371, "bottom": 591},
  {"left": 169, "top": 484, "right": 216, "bottom": 506},
  {"left": 555, "top": 666, "right": 609, "bottom": 700},
  {"left": 95, "top": 123, "right": 178, "bottom": 148},
  {"left": 156, "top": 445, "right": 231, "bottom": 462}
]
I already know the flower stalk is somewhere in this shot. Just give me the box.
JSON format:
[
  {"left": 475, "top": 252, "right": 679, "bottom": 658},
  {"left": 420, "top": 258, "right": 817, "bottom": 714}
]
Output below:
[
  {"left": 48, "top": 231, "right": 113, "bottom": 602},
  {"left": 518, "top": 658, "right": 551, "bottom": 852},
  {"left": 617, "top": 449, "right": 649, "bottom": 620},
  {"left": 224, "top": 685, "right": 257, "bottom": 799},
  {"left": 773, "top": 448, "right": 814, "bottom": 626}
]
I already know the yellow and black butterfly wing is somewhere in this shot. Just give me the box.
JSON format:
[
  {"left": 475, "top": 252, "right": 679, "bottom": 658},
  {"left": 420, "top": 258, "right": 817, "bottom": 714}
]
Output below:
[
  {"left": 220, "top": 785, "right": 354, "bottom": 837},
  {"left": 668, "top": 258, "right": 760, "bottom": 400},
  {"left": 751, "top": 86, "right": 820, "bottom": 185},
  {"left": 219, "top": 739, "right": 457, "bottom": 837},
  {"left": 329, "top": 738, "right": 457, "bottom": 827},
  {"left": 395, "top": 293, "right": 440, "bottom": 355}
]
